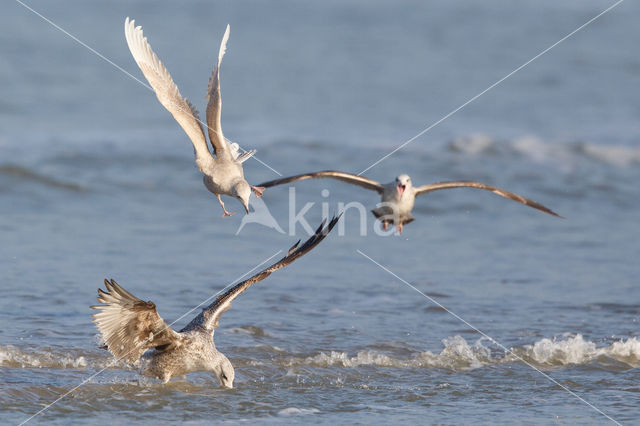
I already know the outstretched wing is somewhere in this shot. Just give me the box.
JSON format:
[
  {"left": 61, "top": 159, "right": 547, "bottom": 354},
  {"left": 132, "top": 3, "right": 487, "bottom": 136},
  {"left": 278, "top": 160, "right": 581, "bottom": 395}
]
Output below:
[
  {"left": 182, "top": 214, "right": 341, "bottom": 333},
  {"left": 258, "top": 171, "right": 384, "bottom": 194},
  {"left": 414, "top": 181, "right": 562, "bottom": 217},
  {"left": 91, "top": 279, "right": 182, "bottom": 363},
  {"left": 204, "top": 24, "right": 234, "bottom": 160},
  {"left": 124, "top": 18, "right": 212, "bottom": 163}
]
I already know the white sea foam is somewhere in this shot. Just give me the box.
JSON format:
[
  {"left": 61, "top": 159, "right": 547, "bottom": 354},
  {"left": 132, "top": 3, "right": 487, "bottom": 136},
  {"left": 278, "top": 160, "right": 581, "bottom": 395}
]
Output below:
[
  {"left": 522, "top": 334, "right": 640, "bottom": 367},
  {"left": 287, "top": 334, "right": 640, "bottom": 371},
  {"left": 3, "top": 334, "right": 638, "bottom": 373},
  {"left": 450, "top": 134, "right": 495, "bottom": 154},
  {"left": 290, "top": 335, "right": 492, "bottom": 370},
  {"left": 0, "top": 345, "right": 87, "bottom": 369},
  {"left": 278, "top": 407, "right": 320, "bottom": 416},
  {"left": 523, "top": 334, "right": 597, "bottom": 365},
  {"left": 448, "top": 134, "right": 640, "bottom": 168},
  {"left": 581, "top": 143, "right": 640, "bottom": 167}
]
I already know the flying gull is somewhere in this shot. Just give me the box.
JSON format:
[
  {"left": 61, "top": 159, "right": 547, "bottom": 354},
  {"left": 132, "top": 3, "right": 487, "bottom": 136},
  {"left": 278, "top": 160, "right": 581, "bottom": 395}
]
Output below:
[
  {"left": 258, "top": 171, "right": 561, "bottom": 233},
  {"left": 92, "top": 215, "right": 339, "bottom": 387},
  {"left": 125, "top": 18, "right": 264, "bottom": 216}
]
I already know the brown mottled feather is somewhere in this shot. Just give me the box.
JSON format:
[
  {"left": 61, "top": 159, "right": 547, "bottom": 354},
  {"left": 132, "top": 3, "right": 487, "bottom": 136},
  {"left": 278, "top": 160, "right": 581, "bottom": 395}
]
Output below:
[{"left": 91, "top": 279, "right": 182, "bottom": 363}]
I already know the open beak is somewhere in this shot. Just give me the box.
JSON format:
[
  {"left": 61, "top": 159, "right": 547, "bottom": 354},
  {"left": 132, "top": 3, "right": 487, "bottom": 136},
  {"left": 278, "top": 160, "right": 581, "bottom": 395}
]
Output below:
[{"left": 397, "top": 184, "right": 406, "bottom": 198}]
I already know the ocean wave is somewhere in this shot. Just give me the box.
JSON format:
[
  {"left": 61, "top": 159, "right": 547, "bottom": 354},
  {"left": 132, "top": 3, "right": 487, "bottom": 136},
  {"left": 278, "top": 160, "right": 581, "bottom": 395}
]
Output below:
[
  {"left": 3, "top": 334, "right": 638, "bottom": 373},
  {"left": 285, "top": 335, "right": 491, "bottom": 370},
  {"left": 449, "top": 134, "right": 640, "bottom": 167},
  {"left": 0, "top": 345, "right": 88, "bottom": 369},
  {"left": 278, "top": 407, "right": 320, "bottom": 416},
  {"left": 518, "top": 334, "right": 640, "bottom": 367},
  {"left": 285, "top": 334, "right": 640, "bottom": 371},
  {"left": 0, "top": 164, "right": 86, "bottom": 191}
]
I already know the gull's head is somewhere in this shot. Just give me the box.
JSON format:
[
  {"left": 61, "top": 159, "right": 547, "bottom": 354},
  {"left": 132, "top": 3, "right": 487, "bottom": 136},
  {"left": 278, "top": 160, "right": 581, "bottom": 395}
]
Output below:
[
  {"left": 394, "top": 174, "right": 412, "bottom": 198},
  {"left": 232, "top": 180, "right": 251, "bottom": 214},
  {"left": 215, "top": 354, "right": 235, "bottom": 389}
]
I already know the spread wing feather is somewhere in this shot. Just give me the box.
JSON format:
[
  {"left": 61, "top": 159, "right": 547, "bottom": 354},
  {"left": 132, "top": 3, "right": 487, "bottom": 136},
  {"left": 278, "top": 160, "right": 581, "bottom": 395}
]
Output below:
[
  {"left": 414, "top": 181, "right": 562, "bottom": 217},
  {"left": 91, "top": 279, "right": 182, "bottom": 363},
  {"left": 182, "top": 215, "right": 341, "bottom": 333},
  {"left": 258, "top": 171, "right": 384, "bottom": 194},
  {"left": 205, "top": 24, "right": 233, "bottom": 159},
  {"left": 124, "top": 18, "right": 212, "bottom": 163}
]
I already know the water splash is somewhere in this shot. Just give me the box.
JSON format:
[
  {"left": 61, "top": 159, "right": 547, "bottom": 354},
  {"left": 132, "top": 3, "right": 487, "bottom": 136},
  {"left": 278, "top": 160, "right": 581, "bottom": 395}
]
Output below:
[
  {"left": 284, "top": 334, "right": 640, "bottom": 371},
  {"left": 0, "top": 345, "right": 87, "bottom": 369},
  {"left": 3, "top": 334, "right": 639, "bottom": 374}
]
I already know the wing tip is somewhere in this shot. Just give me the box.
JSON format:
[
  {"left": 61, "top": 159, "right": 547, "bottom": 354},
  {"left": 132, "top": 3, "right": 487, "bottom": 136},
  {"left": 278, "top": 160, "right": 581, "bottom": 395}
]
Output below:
[
  {"left": 218, "top": 24, "right": 231, "bottom": 63},
  {"left": 541, "top": 205, "right": 564, "bottom": 219},
  {"left": 124, "top": 16, "right": 139, "bottom": 37},
  {"left": 293, "top": 212, "right": 342, "bottom": 256}
]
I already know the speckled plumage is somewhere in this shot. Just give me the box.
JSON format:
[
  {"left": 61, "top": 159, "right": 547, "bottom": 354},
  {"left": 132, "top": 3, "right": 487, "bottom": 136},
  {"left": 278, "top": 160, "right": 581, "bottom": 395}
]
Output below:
[{"left": 91, "top": 216, "right": 340, "bottom": 387}]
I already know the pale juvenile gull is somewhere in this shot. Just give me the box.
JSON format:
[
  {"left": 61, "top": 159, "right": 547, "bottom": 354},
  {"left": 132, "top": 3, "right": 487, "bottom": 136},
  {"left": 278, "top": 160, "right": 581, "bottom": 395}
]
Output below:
[
  {"left": 91, "top": 215, "right": 340, "bottom": 387},
  {"left": 258, "top": 171, "right": 561, "bottom": 233},
  {"left": 124, "top": 17, "right": 264, "bottom": 217}
]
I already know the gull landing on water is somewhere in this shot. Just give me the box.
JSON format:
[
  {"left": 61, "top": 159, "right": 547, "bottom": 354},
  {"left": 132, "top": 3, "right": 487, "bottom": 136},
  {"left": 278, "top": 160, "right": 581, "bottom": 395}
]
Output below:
[
  {"left": 91, "top": 215, "right": 340, "bottom": 387},
  {"left": 124, "top": 18, "right": 265, "bottom": 217},
  {"left": 258, "top": 171, "right": 561, "bottom": 233}
]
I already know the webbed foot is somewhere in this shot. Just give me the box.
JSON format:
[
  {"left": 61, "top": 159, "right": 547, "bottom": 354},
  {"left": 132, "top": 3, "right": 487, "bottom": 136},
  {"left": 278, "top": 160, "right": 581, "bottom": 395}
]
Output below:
[{"left": 251, "top": 186, "right": 265, "bottom": 197}]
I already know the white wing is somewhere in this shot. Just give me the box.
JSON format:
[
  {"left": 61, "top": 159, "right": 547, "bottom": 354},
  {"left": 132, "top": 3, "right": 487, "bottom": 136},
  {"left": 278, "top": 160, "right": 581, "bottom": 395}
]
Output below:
[
  {"left": 204, "top": 25, "right": 233, "bottom": 159},
  {"left": 124, "top": 18, "right": 212, "bottom": 163}
]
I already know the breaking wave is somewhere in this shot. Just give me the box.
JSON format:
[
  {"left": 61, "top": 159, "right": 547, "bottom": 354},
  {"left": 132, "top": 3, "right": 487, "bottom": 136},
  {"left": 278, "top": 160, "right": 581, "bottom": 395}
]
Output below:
[
  {"left": 285, "top": 334, "right": 640, "bottom": 371},
  {"left": 449, "top": 134, "right": 640, "bottom": 167},
  {"left": 278, "top": 407, "right": 320, "bottom": 416},
  {"left": 0, "top": 345, "right": 88, "bottom": 369},
  {"left": 2, "top": 334, "right": 639, "bottom": 373}
]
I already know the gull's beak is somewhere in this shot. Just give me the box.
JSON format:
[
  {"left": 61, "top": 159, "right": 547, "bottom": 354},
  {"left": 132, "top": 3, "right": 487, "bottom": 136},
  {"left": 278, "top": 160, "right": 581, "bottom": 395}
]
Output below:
[
  {"left": 397, "top": 184, "right": 406, "bottom": 198},
  {"left": 243, "top": 200, "right": 250, "bottom": 214}
]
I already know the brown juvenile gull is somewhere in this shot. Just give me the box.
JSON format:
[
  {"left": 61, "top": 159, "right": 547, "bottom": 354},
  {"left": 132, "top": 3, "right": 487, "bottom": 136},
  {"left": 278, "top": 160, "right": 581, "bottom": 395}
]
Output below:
[
  {"left": 91, "top": 215, "right": 339, "bottom": 387},
  {"left": 258, "top": 171, "right": 561, "bottom": 233},
  {"left": 125, "top": 18, "right": 264, "bottom": 217}
]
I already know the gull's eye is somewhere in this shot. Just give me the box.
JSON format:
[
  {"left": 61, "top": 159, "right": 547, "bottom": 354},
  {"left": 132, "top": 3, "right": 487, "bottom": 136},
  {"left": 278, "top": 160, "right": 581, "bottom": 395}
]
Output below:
[{"left": 221, "top": 373, "right": 228, "bottom": 381}]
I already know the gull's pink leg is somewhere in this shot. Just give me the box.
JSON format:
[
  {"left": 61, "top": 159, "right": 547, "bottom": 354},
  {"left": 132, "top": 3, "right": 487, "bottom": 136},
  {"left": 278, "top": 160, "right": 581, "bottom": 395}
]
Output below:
[
  {"left": 382, "top": 221, "right": 389, "bottom": 231},
  {"left": 251, "top": 186, "right": 265, "bottom": 197},
  {"left": 216, "top": 194, "right": 235, "bottom": 218},
  {"left": 396, "top": 223, "right": 403, "bottom": 234}
]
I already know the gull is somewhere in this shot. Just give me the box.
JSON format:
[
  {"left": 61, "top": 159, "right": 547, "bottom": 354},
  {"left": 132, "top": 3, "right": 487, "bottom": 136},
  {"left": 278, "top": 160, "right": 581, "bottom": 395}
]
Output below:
[
  {"left": 124, "top": 18, "right": 264, "bottom": 217},
  {"left": 258, "top": 171, "right": 561, "bottom": 233},
  {"left": 91, "top": 215, "right": 340, "bottom": 387}
]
